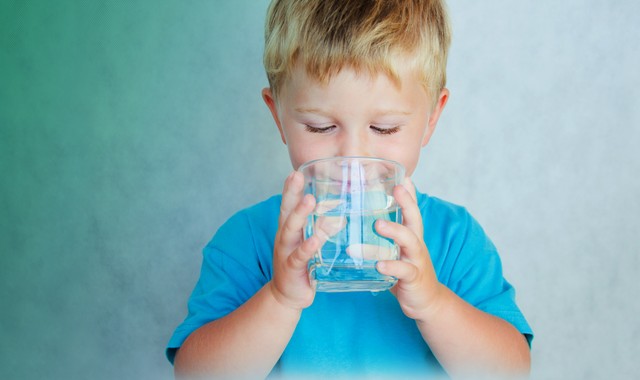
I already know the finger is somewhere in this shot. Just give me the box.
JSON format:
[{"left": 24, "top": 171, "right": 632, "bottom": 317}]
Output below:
[
  {"left": 315, "top": 199, "right": 344, "bottom": 214},
  {"left": 401, "top": 177, "right": 418, "bottom": 202},
  {"left": 394, "top": 184, "right": 423, "bottom": 239},
  {"left": 375, "top": 219, "right": 425, "bottom": 263},
  {"left": 376, "top": 259, "right": 419, "bottom": 283},
  {"left": 346, "top": 244, "right": 397, "bottom": 261},
  {"left": 287, "top": 234, "right": 321, "bottom": 270},
  {"left": 279, "top": 171, "right": 305, "bottom": 227},
  {"left": 314, "top": 215, "right": 346, "bottom": 241},
  {"left": 279, "top": 193, "right": 316, "bottom": 251}
]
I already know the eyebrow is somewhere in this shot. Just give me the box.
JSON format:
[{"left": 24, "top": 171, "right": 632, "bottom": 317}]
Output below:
[
  {"left": 294, "top": 107, "right": 332, "bottom": 117},
  {"left": 294, "top": 107, "right": 412, "bottom": 117}
]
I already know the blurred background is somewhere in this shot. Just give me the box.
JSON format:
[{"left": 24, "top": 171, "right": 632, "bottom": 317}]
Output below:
[{"left": 1, "top": 1, "right": 638, "bottom": 379}]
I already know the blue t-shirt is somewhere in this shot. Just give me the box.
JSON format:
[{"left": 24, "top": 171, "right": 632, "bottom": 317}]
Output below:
[{"left": 167, "top": 191, "right": 533, "bottom": 377}]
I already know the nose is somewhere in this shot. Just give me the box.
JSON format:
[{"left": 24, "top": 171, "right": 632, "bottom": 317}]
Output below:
[{"left": 337, "top": 130, "right": 371, "bottom": 157}]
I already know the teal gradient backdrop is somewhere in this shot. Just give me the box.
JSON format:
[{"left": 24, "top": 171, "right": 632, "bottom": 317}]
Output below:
[
  {"left": 1, "top": 1, "right": 639, "bottom": 379},
  {"left": 1, "top": 1, "right": 281, "bottom": 379}
]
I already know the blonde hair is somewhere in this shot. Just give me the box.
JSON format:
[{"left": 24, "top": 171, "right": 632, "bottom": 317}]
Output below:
[{"left": 264, "top": 0, "right": 451, "bottom": 103}]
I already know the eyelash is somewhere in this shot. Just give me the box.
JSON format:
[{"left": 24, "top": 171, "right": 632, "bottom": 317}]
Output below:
[
  {"left": 370, "top": 126, "right": 400, "bottom": 135},
  {"left": 304, "top": 125, "right": 400, "bottom": 135},
  {"left": 305, "top": 125, "right": 335, "bottom": 134}
]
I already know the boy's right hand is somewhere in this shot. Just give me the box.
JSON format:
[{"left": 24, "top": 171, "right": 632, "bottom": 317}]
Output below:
[{"left": 269, "top": 171, "right": 320, "bottom": 311}]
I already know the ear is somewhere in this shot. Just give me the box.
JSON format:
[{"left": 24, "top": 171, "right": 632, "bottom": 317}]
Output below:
[
  {"left": 421, "top": 88, "right": 449, "bottom": 147},
  {"left": 262, "top": 88, "right": 287, "bottom": 145}
]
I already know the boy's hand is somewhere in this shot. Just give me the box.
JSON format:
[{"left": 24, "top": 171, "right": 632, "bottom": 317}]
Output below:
[
  {"left": 269, "top": 171, "right": 320, "bottom": 311},
  {"left": 375, "top": 178, "right": 445, "bottom": 322}
]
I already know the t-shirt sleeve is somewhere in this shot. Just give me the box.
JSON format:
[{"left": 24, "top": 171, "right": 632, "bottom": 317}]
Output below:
[
  {"left": 165, "top": 211, "right": 270, "bottom": 364},
  {"left": 428, "top": 203, "right": 533, "bottom": 346}
]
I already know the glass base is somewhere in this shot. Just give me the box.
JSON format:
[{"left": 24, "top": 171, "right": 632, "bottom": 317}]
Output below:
[{"left": 310, "top": 265, "right": 397, "bottom": 293}]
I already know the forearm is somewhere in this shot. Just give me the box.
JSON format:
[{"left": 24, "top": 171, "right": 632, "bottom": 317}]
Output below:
[
  {"left": 417, "top": 285, "right": 530, "bottom": 378},
  {"left": 174, "top": 281, "right": 301, "bottom": 379}
]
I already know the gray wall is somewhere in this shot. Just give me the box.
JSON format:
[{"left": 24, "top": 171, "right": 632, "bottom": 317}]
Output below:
[{"left": 1, "top": 1, "right": 638, "bottom": 379}]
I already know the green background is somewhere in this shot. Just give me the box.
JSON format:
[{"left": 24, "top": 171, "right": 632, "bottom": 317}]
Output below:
[
  {"left": 2, "top": 1, "right": 639, "bottom": 379},
  {"left": 1, "top": 1, "right": 280, "bottom": 379}
]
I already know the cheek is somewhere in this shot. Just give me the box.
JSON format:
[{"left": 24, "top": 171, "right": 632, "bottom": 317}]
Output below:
[
  {"left": 286, "top": 133, "right": 337, "bottom": 168},
  {"left": 401, "top": 154, "right": 420, "bottom": 177},
  {"left": 281, "top": 127, "right": 309, "bottom": 169},
  {"left": 287, "top": 146, "right": 306, "bottom": 170},
  {"left": 379, "top": 139, "right": 422, "bottom": 176},
  {"left": 287, "top": 142, "right": 323, "bottom": 169}
]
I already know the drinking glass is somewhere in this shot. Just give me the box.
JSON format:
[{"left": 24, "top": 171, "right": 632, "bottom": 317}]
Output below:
[{"left": 300, "top": 156, "right": 405, "bottom": 292}]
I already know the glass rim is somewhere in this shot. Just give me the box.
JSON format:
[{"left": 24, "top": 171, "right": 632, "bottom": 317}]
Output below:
[{"left": 298, "top": 156, "right": 405, "bottom": 174}]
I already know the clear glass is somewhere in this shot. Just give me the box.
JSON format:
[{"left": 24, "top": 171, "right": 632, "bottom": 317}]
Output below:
[{"left": 300, "top": 156, "right": 405, "bottom": 292}]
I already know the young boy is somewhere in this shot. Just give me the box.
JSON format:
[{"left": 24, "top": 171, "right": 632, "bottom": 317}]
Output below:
[{"left": 168, "top": 0, "right": 533, "bottom": 378}]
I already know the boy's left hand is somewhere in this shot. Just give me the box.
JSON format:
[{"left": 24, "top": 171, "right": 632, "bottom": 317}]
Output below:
[{"left": 375, "top": 178, "right": 445, "bottom": 322}]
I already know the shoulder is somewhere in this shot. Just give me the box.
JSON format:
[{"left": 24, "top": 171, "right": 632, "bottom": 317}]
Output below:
[
  {"left": 206, "top": 195, "right": 282, "bottom": 256},
  {"left": 240, "top": 194, "right": 282, "bottom": 219},
  {"left": 203, "top": 194, "right": 282, "bottom": 279},
  {"left": 212, "top": 194, "right": 282, "bottom": 241},
  {"left": 415, "top": 190, "right": 497, "bottom": 280},
  {"left": 416, "top": 189, "right": 493, "bottom": 248},
  {"left": 416, "top": 191, "right": 479, "bottom": 234}
]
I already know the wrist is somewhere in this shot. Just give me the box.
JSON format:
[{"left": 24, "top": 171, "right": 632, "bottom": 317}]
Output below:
[
  {"left": 267, "top": 281, "right": 306, "bottom": 316},
  {"left": 414, "top": 283, "right": 450, "bottom": 324}
]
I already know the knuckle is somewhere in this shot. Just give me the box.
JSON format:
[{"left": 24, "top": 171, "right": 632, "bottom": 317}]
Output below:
[
  {"left": 281, "top": 221, "right": 298, "bottom": 237},
  {"left": 411, "top": 233, "right": 422, "bottom": 248},
  {"left": 287, "top": 250, "right": 304, "bottom": 268},
  {"left": 410, "top": 266, "right": 420, "bottom": 282}
]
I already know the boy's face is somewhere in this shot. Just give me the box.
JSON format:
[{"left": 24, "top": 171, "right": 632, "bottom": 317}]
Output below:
[{"left": 262, "top": 63, "right": 448, "bottom": 177}]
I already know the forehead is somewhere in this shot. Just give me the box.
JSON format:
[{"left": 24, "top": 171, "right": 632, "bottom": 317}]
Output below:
[
  {"left": 276, "top": 62, "right": 431, "bottom": 117},
  {"left": 281, "top": 60, "right": 420, "bottom": 97}
]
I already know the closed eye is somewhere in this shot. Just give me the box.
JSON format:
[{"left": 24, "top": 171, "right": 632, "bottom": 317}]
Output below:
[
  {"left": 305, "top": 125, "right": 336, "bottom": 134},
  {"left": 370, "top": 125, "right": 400, "bottom": 135}
]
